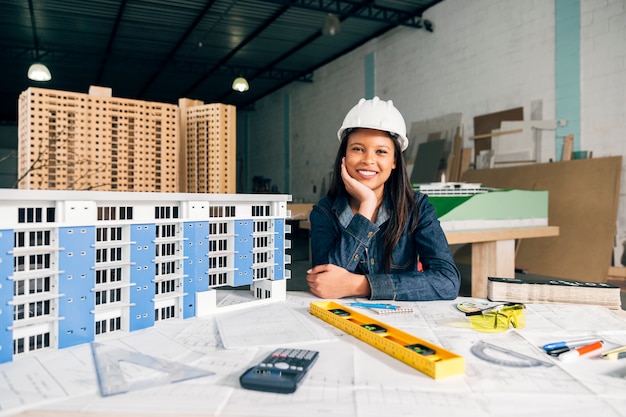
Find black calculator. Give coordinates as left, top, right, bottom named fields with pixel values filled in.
left=239, top=348, right=319, bottom=394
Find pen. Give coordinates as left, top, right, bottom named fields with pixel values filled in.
left=601, top=345, right=626, bottom=360
left=543, top=337, right=602, bottom=352
left=349, top=302, right=397, bottom=310
left=558, top=341, right=604, bottom=362
left=545, top=346, right=571, bottom=357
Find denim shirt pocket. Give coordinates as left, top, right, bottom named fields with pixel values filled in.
left=390, top=235, right=415, bottom=271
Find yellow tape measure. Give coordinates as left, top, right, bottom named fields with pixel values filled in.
left=310, top=301, right=464, bottom=379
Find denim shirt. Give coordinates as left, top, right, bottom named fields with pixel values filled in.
left=309, top=191, right=460, bottom=301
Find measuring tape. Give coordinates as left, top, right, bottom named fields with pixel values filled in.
left=310, top=301, right=464, bottom=379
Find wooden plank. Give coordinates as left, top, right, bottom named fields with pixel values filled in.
left=473, top=107, right=524, bottom=161
left=469, top=128, right=524, bottom=140
left=287, top=203, right=313, bottom=220
left=608, top=266, right=626, bottom=278
left=562, top=134, right=574, bottom=161
left=448, top=126, right=463, bottom=181
left=459, top=148, right=472, bottom=178
left=493, top=160, right=536, bottom=165
left=471, top=240, right=515, bottom=298
left=445, top=153, right=455, bottom=182
left=288, top=203, right=313, bottom=231
left=445, top=226, right=559, bottom=245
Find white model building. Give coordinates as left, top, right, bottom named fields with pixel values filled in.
left=0, top=189, right=292, bottom=364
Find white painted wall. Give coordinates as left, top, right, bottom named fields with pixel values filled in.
left=580, top=0, right=626, bottom=262
left=240, top=0, right=626, bottom=259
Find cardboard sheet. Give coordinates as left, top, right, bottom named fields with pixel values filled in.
left=461, top=156, right=622, bottom=282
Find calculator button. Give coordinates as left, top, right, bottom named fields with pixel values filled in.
left=240, top=348, right=319, bottom=394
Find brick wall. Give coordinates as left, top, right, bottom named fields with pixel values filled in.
left=243, top=0, right=626, bottom=258
left=580, top=0, right=626, bottom=261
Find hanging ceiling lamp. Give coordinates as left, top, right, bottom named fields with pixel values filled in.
left=232, top=76, right=249, bottom=92
left=28, top=62, right=52, bottom=81
left=322, top=13, right=341, bottom=36
left=27, top=0, right=51, bottom=82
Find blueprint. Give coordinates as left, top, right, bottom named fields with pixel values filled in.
left=2, top=293, right=626, bottom=417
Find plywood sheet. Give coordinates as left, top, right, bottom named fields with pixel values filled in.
left=411, top=139, right=446, bottom=184
left=473, top=107, right=523, bottom=160
left=446, top=127, right=464, bottom=181
left=406, top=113, right=462, bottom=179
left=461, top=157, right=622, bottom=282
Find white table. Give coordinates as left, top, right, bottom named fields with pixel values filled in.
left=5, top=290, right=626, bottom=417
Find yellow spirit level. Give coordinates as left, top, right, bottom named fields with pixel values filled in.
left=310, top=301, right=464, bottom=379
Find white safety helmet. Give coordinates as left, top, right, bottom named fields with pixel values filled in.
left=337, top=96, right=408, bottom=152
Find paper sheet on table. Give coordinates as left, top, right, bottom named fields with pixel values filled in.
left=216, top=301, right=334, bottom=348
left=4, top=294, right=626, bottom=417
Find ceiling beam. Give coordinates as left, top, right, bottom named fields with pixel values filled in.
left=181, top=4, right=291, bottom=98
left=258, top=0, right=434, bottom=30
left=137, top=0, right=218, bottom=98
left=95, top=0, right=128, bottom=85
left=177, top=61, right=313, bottom=82
left=217, top=0, right=432, bottom=104
left=5, top=46, right=310, bottom=83
left=27, top=0, right=41, bottom=60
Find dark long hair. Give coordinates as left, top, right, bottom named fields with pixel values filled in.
left=328, top=129, right=418, bottom=272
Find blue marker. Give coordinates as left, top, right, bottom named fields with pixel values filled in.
left=350, top=302, right=397, bottom=310
left=543, top=337, right=602, bottom=352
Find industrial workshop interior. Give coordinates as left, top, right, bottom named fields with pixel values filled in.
left=1, top=1, right=626, bottom=416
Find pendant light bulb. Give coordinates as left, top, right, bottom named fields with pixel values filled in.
left=232, top=76, right=249, bottom=92
left=28, top=62, right=52, bottom=82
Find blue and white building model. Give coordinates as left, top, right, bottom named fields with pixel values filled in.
left=0, top=190, right=292, bottom=364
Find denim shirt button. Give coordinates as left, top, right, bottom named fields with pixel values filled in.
left=367, top=231, right=373, bottom=238
left=353, top=254, right=359, bottom=261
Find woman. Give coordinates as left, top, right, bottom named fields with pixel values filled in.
left=306, top=97, right=460, bottom=301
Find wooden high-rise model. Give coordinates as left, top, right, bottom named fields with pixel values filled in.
left=17, top=86, right=236, bottom=193
left=179, top=98, right=236, bottom=194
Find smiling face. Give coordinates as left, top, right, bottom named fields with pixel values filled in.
left=344, top=128, right=397, bottom=198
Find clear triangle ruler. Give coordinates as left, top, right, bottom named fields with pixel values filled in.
left=91, top=342, right=214, bottom=396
